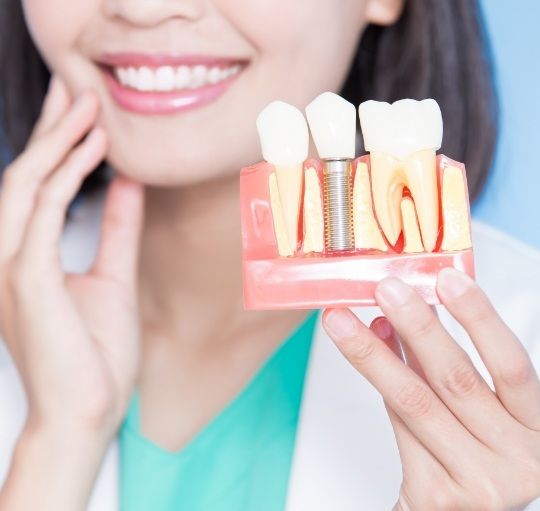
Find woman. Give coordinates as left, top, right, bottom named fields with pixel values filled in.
left=0, top=0, right=539, bottom=509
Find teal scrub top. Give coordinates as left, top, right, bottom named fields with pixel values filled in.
left=119, top=311, right=319, bottom=511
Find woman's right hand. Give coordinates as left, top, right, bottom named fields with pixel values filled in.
left=0, top=76, right=145, bottom=509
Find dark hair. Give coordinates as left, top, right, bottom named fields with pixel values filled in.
left=1, top=0, right=497, bottom=201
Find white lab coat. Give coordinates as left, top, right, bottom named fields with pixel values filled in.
left=1, top=189, right=539, bottom=510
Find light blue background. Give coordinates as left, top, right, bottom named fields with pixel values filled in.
left=473, top=0, right=540, bottom=249
left=1, top=3, right=538, bottom=249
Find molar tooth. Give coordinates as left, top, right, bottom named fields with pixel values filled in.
left=302, top=167, right=324, bottom=253
left=353, top=162, right=388, bottom=251
left=257, top=101, right=309, bottom=253
left=441, top=165, right=472, bottom=251
left=359, top=99, right=442, bottom=252
left=401, top=197, right=424, bottom=253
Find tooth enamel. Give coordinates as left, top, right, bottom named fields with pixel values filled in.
left=302, top=167, right=324, bottom=253
left=114, top=63, right=241, bottom=91
left=155, top=66, right=175, bottom=91
left=269, top=172, right=294, bottom=257
left=175, top=66, right=191, bottom=89
left=401, top=197, right=424, bottom=253
left=190, top=65, right=207, bottom=88
left=257, top=101, right=308, bottom=253
left=137, top=66, right=154, bottom=91
left=441, top=165, right=472, bottom=251
left=353, top=162, right=388, bottom=251
left=359, top=99, right=442, bottom=252
left=207, top=66, right=221, bottom=84
left=127, top=67, right=138, bottom=88
left=305, top=92, right=356, bottom=159
left=116, top=68, right=129, bottom=86
left=359, top=99, right=442, bottom=159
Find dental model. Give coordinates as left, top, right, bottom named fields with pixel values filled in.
left=240, top=94, right=474, bottom=309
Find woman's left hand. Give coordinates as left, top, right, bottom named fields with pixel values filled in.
left=322, top=268, right=540, bottom=511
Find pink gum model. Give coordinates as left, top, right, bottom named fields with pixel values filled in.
left=240, top=154, right=475, bottom=310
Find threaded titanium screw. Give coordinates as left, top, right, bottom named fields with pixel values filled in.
left=322, top=159, right=355, bottom=252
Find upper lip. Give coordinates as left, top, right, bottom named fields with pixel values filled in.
left=97, top=52, right=249, bottom=68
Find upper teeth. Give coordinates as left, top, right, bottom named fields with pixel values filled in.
left=358, top=98, right=442, bottom=159
left=114, top=64, right=242, bottom=92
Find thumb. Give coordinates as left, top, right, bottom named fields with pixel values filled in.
left=91, top=174, right=145, bottom=292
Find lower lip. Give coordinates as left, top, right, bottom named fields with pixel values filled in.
left=101, top=67, right=243, bottom=115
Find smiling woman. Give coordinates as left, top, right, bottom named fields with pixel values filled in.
left=0, top=1, right=539, bottom=511
left=1, top=1, right=496, bottom=194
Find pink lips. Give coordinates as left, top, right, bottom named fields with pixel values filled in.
left=98, top=53, right=247, bottom=115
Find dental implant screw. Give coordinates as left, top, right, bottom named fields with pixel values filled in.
left=323, top=159, right=355, bottom=252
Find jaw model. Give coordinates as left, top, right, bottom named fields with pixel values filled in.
left=241, top=94, right=474, bottom=310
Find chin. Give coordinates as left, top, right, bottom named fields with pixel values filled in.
left=104, top=144, right=235, bottom=188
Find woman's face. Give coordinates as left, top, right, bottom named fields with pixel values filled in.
left=22, top=0, right=401, bottom=187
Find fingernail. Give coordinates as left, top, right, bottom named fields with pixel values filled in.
left=437, top=268, right=473, bottom=298
left=371, top=317, right=393, bottom=340
left=375, top=278, right=413, bottom=308
left=323, top=309, right=357, bottom=338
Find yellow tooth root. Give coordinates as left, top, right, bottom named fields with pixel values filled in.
left=370, top=150, right=439, bottom=252
left=303, top=167, right=324, bottom=253
left=370, top=152, right=405, bottom=246
left=353, top=162, right=388, bottom=251
left=269, top=172, right=294, bottom=256
left=275, top=164, right=303, bottom=253
left=401, top=197, right=424, bottom=253
left=404, top=150, right=439, bottom=252
left=441, top=166, right=472, bottom=251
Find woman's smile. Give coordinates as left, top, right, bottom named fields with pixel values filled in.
left=97, top=52, right=249, bottom=115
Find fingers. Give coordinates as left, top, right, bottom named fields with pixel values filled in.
left=17, top=128, right=107, bottom=273
left=322, top=308, right=483, bottom=478
left=384, top=401, right=449, bottom=483
left=0, top=92, right=100, bottom=262
left=372, top=315, right=427, bottom=381
left=91, top=175, right=145, bottom=292
left=28, top=75, right=71, bottom=143
left=371, top=318, right=449, bottom=480
left=375, top=278, right=519, bottom=448
left=437, top=268, right=540, bottom=431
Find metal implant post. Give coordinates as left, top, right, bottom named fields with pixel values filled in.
left=323, top=159, right=355, bottom=251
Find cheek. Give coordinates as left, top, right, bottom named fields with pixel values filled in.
left=217, top=0, right=367, bottom=100
left=22, top=0, right=96, bottom=81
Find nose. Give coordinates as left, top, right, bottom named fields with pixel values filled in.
left=104, top=0, right=204, bottom=27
